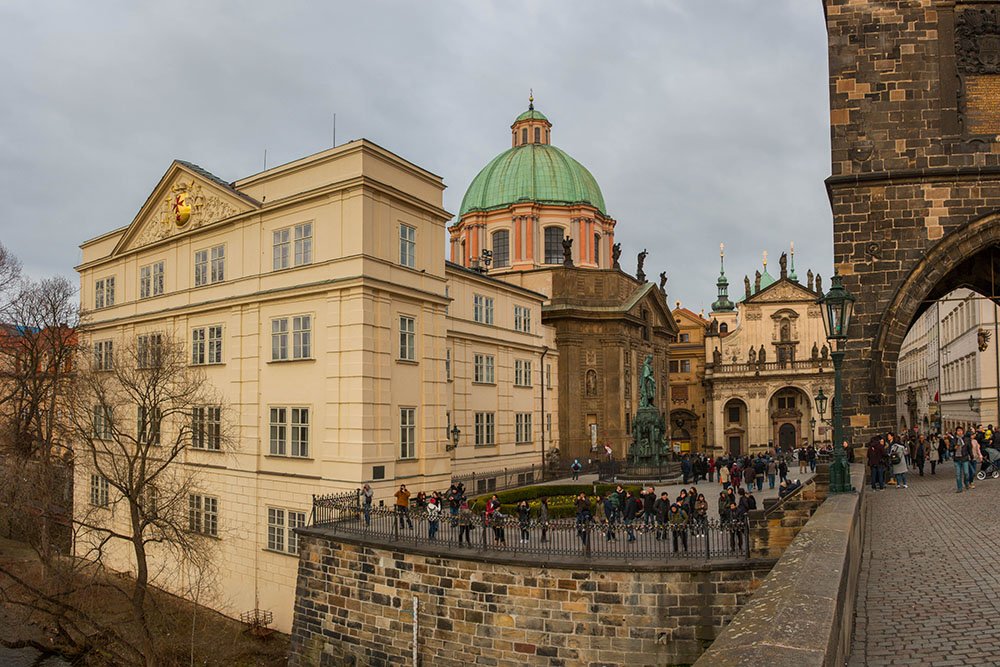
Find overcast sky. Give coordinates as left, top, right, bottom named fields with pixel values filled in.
left=0, top=1, right=831, bottom=312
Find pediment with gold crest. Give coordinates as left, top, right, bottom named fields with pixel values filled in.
left=746, top=278, right=818, bottom=304
left=114, top=161, right=259, bottom=255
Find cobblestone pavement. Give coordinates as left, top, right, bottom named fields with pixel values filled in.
left=848, top=465, right=1000, bottom=666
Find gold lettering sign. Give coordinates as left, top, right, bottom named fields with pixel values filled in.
left=965, top=75, right=1000, bottom=134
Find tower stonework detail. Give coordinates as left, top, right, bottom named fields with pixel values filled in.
left=826, top=1, right=1000, bottom=441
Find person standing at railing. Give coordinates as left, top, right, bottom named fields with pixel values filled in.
left=693, top=493, right=708, bottom=538
left=668, top=502, right=689, bottom=552
left=394, top=484, right=413, bottom=530
left=539, top=497, right=550, bottom=543
left=427, top=496, right=441, bottom=539
left=362, top=484, right=373, bottom=526
left=458, top=501, right=473, bottom=545
left=575, top=493, right=592, bottom=547
left=622, top=490, right=639, bottom=543
left=517, top=500, right=531, bottom=543
left=724, top=500, right=746, bottom=552
left=642, top=487, right=655, bottom=527
left=654, top=491, right=670, bottom=540
left=602, top=492, right=617, bottom=541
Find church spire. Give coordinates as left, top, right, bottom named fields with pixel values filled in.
left=712, top=243, right=735, bottom=312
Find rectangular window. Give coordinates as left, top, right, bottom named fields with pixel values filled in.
left=208, top=325, right=223, bottom=364
left=94, top=278, right=106, bottom=309
left=515, top=412, right=532, bottom=443
left=291, top=407, right=309, bottom=458
left=93, top=340, right=113, bottom=371
left=194, top=249, right=208, bottom=286
left=515, top=359, right=532, bottom=387
left=473, top=295, right=494, bottom=325
left=137, top=405, right=161, bottom=445
left=473, top=295, right=483, bottom=323
left=271, top=318, right=289, bottom=361
left=514, top=306, right=531, bottom=333
left=474, top=412, right=495, bottom=446
left=473, top=354, right=495, bottom=384
left=140, top=265, right=151, bottom=299
left=728, top=406, right=740, bottom=423
left=137, top=333, right=163, bottom=368
left=188, top=493, right=218, bottom=537
left=267, top=507, right=285, bottom=552
left=210, top=245, right=225, bottom=283
left=294, top=223, right=313, bottom=267
left=269, top=407, right=287, bottom=456
left=669, top=360, right=679, bottom=372
left=546, top=363, right=552, bottom=389
left=191, top=406, right=222, bottom=451
left=445, top=348, right=451, bottom=381
left=292, top=315, right=311, bottom=359
left=546, top=413, right=552, bottom=439
left=679, top=360, right=691, bottom=373
left=492, top=230, right=509, bottom=268
left=399, top=224, right=416, bottom=268
left=90, top=474, right=109, bottom=507
left=153, top=262, right=164, bottom=296
left=400, top=407, right=416, bottom=459
left=445, top=285, right=450, bottom=316
left=93, top=404, right=112, bottom=440
left=273, top=228, right=290, bottom=270
left=680, top=333, right=690, bottom=342
left=288, top=510, right=305, bottom=554
left=399, top=316, right=415, bottom=361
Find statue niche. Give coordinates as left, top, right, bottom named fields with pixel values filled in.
left=627, top=354, right=669, bottom=466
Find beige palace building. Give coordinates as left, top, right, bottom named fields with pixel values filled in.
left=75, top=140, right=557, bottom=631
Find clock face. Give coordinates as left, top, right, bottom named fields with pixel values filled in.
left=172, top=192, right=191, bottom=226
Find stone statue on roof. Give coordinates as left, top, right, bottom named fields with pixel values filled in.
left=754, top=271, right=761, bottom=293
left=659, top=271, right=668, bottom=296
left=636, top=249, right=648, bottom=283
left=807, top=270, right=814, bottom=291
left=562, top=236, right=574, bottom=266
left=744, top=275, right=751, bottom=300
left=816, top=274, right=823, bottom=294
left=779, top=252, right=788, bottom=279
left=612, top=242, right=622, bottom=269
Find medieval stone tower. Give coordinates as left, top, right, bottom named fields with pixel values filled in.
left=826, top=1, right=1000, bottom=440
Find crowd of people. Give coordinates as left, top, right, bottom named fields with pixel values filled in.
left=866, top=424, right=1000, bottom=493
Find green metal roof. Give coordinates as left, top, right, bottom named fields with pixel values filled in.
left=459, top=143, right=606, bottom=217
left=514, top=109, right=548, bottom=122
left=759, top=270, right=776, bottom=291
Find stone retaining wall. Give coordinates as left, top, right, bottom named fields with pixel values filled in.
left=288, top=533, right=774, bottom=666
left=694, top=465, right=866, bottom=666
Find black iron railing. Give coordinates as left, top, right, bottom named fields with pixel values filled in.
left=310, top=491, right=749, bottom=560
left=451, top=460, right=596, bottom=495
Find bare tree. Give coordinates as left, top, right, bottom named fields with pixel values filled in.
left=0, top=276, right=77, bottom=564
left=64, top=332, right=231, bottom=666
left=0, top=240, right=21, bottom=318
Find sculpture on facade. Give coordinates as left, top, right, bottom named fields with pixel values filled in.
left=636, top=249, right=648, bottom=283
left=779, top=252, right=788, bottom=279
left=659, top=271, right=668, bottom=296
left=612, top=242, right=622, bottom=269
left=811, top=342, right=819, bottom=360
left=744, top=275, right=752, bottom=300
left=562, top=236, right=574, bottom=266
left=639, top=354, right=656, bottom=408
left=821, top=344, right=829, bottom=360
left=713, top=347, right=722, bottom=364
left=754, top=271, right=761, bottom=293
left=815, top=273, right=823, bottom=294
left=807, top=270, right=814, bottom=291
left=758, top=345, right=767, bottom=363
left=748, top=346, right=756, bottom=363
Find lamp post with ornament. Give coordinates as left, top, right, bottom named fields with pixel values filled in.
left=817, top=271, right=856, bottom=493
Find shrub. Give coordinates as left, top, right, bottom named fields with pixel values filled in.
left=469, top=483, right=642, bottom=517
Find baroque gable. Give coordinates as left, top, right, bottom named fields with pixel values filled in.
left=746, top=278, right=818, bottom=304
left=115, top=162, right=258, bottom=254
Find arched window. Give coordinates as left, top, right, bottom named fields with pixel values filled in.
left=720, top=322, right=729, bottom=334
left=521, top=128, right=528, bottom=144
left=534, top=127, right=540, bottom=143
left=544, top=227, right=563, bottom=264
left=492, top=230, right=510, bottom=268
left=593, top=233, right=600, bottom=266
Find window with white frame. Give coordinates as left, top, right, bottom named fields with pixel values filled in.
left=191, top=326, right=223, bottom=364
left=137, top=405, right=161, bottom=445
left=474, top=412, right=495, bottom=446
left=269, top=407, right=310, bottom=457
left=399, top=224, right=416, bottom=268
left=271, top=318, right=288, bottom=360
left=400, top=407, right=416, bottom=459
left=446, top=348, right=451, bottom=381
left=514, top=306, right=531, bottom=333
left=137, top=333, right=163, bottom=368
left=267, top=507, right=306, bottom=554
left=140, top=262, right=164, bottom=299
left=195, top=245, right=226, bottom=286
left=191, top=406, right=222, bottom=451
left=273, top=223, right=313, bottom=271
left=473, top=354, right=495, bottom=384
left=473, top=295, right=494, bottom=324
left=188, top=493, right=218, bottom=536
left=515, top=413, right=532, bottom=443
left=93, top=404, right=112, bottom=439
left=444, top=285, right=450, bottom=315
left=90, top=474, right=109, bottom=507
left=514, top=359, right=532, bottom=387
left=293, top=316, right=311, bottom=359
left=93, top=340, right=113, bottom=371
left=399, top=316, right=415, bottom=361
left=94, top=277, right=115, bottom=309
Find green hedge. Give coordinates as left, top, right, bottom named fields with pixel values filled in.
left=469, top=483, right=641, bottom=518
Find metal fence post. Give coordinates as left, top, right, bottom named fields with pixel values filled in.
left=705, top=524, right=711, bottom=560
left=394, top=506, right=399, bottom=541
left=482, top=512, right=488, bottom=549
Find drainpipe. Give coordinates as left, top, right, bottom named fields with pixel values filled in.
left=541, top=345, right=549, bottom=475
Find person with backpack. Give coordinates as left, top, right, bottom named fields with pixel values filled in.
left=571, top=459, right=582, bottom=481
left=889, top=438, right=908, bottom=488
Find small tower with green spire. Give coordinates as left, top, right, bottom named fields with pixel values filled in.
left=711, top=243, right=735, bottom=312
left=789, top=241, right=798, bottom=283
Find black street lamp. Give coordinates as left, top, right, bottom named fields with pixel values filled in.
left=446, top=424, right=460, bottom=452
left=969, top=395, right=980, bottom=413
left=817, top=271, right=856, bottom=493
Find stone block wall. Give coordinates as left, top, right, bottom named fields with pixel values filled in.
left=288, top=532, right=773, bottom=667
left=825, top=0, right=1000, bottom=442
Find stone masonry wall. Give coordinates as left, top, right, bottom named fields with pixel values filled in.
left=826, top=0, right=1000, bottom=442
left=288, top=531, right=773, bottom=667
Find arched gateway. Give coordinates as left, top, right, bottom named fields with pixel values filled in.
left=826, top=1, right=1000, bottom=442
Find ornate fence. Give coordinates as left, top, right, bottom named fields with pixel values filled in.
left=451, top=460, right=596, bottom=495
left=310, top=491, right=750, bottom=561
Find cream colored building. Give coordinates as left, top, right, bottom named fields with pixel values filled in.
left=75, top=141, right=557, bottom=632
left=703, top=250, right=834, bottom=456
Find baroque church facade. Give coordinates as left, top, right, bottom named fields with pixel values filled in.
left=703, top=247, right=834, bottom=456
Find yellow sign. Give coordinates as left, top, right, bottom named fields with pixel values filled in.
left=172, top=192, right=191, bottom=226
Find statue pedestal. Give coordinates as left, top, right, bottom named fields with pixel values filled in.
left=627, top=406, right=668, bottom=466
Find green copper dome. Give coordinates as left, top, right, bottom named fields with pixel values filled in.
left=514, top=108, right=549, bottom=122
left=459, top=143, right=607, bottom=217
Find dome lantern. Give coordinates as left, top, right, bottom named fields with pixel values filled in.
left=511, top=94, right=552, bottom=147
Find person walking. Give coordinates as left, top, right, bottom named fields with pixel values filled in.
left=743, top=464, right=755, bottom=491
left=889, top=439, right=908, bottom=488
left=539, top=497, right=550, bottom=543
left=971, top=430, right=984, bottom=487
left=952, top=427, right=973, bottom=493
left=361, top=484, right=373, bottom=526
left=571, top=459, right=582, bottom=481
left=914, top=436, right=927, bottom=476
left=807, top=445, right=817, bottom=473
left=766, top=458, right=777, bottom=490
left=778, top=456, right=789, bottom=484
left=681, top=456, right=692, bottom=484
left=928, top=434, right=939, bottom=474
left=867, top=438, right=887, bottom=491
left=719, top=464, right=730, bottom=490
left=798, top=447, right=807, bottom=474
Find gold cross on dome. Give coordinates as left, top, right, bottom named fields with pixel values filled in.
left=763, top=250, right=767, bottom=268
left=720, top=242, right=724, bottom=257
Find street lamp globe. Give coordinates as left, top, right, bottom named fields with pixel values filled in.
left=818, top=272, right=856, bottom=341
left=815, top=387, right=828, bottom=419
left=810, top=417, right=817, bottom=430
left=969, top=395, right=976, bottom=411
